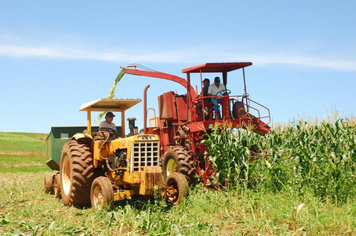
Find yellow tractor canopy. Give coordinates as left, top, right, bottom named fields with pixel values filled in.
left=79, top=98, right=141, bottom=137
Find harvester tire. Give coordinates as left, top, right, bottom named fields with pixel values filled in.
left=163, top=146, right=195, bottom=183
left=90, top=176, right=114, bottom=211
left=60, top=140, right=95, bottom=206
left=165, top=172, right=189, bottom=205
left=44, top=174, right=54, bottom=194
left=54, top=173, right=61, bottom=199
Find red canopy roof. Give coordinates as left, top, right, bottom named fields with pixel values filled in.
left=182, top=62, right=252, bottom=73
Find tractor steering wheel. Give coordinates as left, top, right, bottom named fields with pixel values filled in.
left=100, top=127, right=117, bottom=137
left=215, top=89, right=231, bottom=96
left=100, top=127, right=115, bottom=132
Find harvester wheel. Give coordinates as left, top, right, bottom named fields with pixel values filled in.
left=54, top=173, right=61, bottom=199
left=163, top=146, right=195, bottom=183
left=90, top=177, right=114, bottom=211
left=165, top=172, right=189, bottom=205
left=60, top=140, right=95, bottom=206
left=44, top=174, right=54, bottom=194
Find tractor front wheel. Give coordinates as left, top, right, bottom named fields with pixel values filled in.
left=90, top=177, right=114, bottom=211
left=60, top=140, right=95, bottom=206
left=165, top=172, right=189, bottom=205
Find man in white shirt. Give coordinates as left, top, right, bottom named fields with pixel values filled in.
left=208, top=76, right=226, bottom=120
left=99, top=111, right=118, bottom=139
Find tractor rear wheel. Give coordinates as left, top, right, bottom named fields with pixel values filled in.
left=44, top=174, right=54, bottom=194
left=60, top=140, right=95, bottom=206
left=165, top=172, right=189, bottom=205
left=90, top=177, right=114, bottom=211
left=54, top=173, right=61, bottom=199
left=163, top=146, right=195, bottom=183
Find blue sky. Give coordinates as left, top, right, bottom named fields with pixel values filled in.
left=0, top=1, right=355, bottom=133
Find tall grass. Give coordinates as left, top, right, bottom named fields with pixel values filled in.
left=204, top=114, right=356, bottom=204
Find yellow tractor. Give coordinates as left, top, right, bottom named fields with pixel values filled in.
left=45, top=98, right=189, bottom=209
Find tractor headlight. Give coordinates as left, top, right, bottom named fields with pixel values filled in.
left=208, top=124, right=214, bottom=129
left=83, top=130, right=89, bottom=136
left=137, top=135, right=155, bottom=140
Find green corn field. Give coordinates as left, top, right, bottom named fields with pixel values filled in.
left=204, top=113, right=356, bottom=204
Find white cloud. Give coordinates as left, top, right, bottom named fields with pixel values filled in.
left=248, top=54, right=356, bottom=71
left=0, top=44, right=355, bottom=72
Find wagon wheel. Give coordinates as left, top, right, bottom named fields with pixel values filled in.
left=53, top=173, right=61, bottom=199
left=44, top=174, right=54, bottom=194
left=162, top=146, right=195, bottom=183
left=60, top=140, right=95, bottom=206
left=90, top=177, right=114, bottom=211
left=165, top=172, right=189, bottom=205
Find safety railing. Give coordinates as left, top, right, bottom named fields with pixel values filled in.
left=193, top=94, right=271, bottom=125
left=238, top=95, right=271, bottom=125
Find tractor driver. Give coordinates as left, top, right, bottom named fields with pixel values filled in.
left=208, top=76, right=226, bottom=120
left=99, top=111, right=118, bottom=140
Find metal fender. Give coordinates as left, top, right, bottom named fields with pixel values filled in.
left=72, top=133, right=94, bottom=142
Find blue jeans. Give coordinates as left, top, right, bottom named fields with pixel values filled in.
left=211, top=98, right=222, bottom=113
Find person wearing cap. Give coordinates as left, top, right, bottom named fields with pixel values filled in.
left=208, top=76, right=226, bottom=120
left=99, top=111, right=118, bottom=139
left=197, top=78, right=210, bottom=120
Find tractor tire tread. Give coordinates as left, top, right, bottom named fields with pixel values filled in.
left=60, top=140, right=94, bottom=206
left=163, top=146, right=195, bottom=183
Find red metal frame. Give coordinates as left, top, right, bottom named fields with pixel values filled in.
left=121, top=66, right=197, bottom=98
left=119, top=62, right=271, bottom=188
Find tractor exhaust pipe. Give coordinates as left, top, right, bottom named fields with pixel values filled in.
left=144, top=84, right=150, bottom=134
left=127, top=117, right=136, bottom=136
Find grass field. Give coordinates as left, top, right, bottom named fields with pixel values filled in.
left=0, top=122, right=355, bottom=235
left=0, top=132, right=46, bottom=153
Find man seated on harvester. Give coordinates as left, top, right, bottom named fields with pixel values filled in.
left=208, top=76, right=226, bottom=120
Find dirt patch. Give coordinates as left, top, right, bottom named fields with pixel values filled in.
left=0, top=151, right=45, bottom=157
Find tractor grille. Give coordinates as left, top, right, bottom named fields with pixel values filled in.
left=130, top=141, right=160, bottom=172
